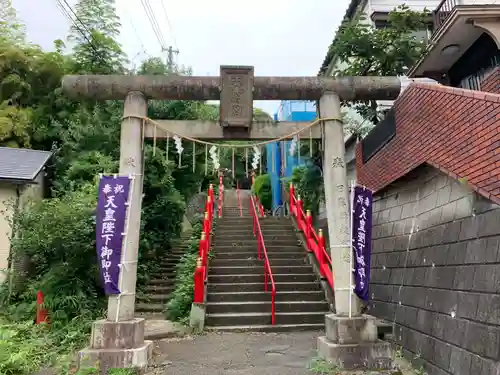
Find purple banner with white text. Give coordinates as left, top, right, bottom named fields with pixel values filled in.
left=352, top=185, right=373, bottom=302
left=96, top=176, right=131, bottom=295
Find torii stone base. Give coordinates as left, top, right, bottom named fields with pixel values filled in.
left=78, top=318, right=153, bottom=371
left=317, top=314, right=394, bottom=371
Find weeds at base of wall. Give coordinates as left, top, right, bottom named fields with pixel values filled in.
left=307, top=354, right=428, bottom=375
left=75, top=367, right=139, bottom=375
left=0, top=313, right=95, bottom=375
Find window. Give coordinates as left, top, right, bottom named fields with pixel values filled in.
left=459, top=74, right=482, bottom=91
left=449, top=33, right=500, bottom=89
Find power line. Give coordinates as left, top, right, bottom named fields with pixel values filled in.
left=160, top=0, right=178, bottom=50
left=56, top=0, right=111, bottom=68
left=123, top=4, right=149, bottom=56
left=141, top=0, right=166, bottom=50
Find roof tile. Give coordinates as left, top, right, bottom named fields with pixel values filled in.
left=0, top=147, right=52, bottom=182
left=357, top=83, right=500, bottom=202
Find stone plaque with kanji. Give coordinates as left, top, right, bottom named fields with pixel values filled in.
left=220, top=66, right=254, bottom=128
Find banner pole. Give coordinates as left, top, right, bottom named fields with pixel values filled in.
left=349, top=180, right=355, bottom=319
left=115, top=174, right=135, bottom=322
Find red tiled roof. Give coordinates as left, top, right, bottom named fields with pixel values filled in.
left=481, top=67, right=500, bottom=94
left=356, top=83, right=500, bottom=204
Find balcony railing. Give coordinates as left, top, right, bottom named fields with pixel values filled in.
left=434, top=0, right=460, bottom=30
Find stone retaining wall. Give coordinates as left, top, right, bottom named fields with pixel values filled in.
left=369, top=164, right=500, bottom=375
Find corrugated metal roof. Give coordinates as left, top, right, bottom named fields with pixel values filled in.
left=0, top=147, right=52, bottom=182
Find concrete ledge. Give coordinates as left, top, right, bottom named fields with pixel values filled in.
left=78, top=340, right=153, bottom=370
left=90, top=318, right=145, bottom=349
left=325, top=313, right=378, bottom=344
left=317, top=336, right=393, bottom=370
left=189, top=302, right=206, bottom=333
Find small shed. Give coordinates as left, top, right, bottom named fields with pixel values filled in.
left=0, top=147, right=52, bottom=283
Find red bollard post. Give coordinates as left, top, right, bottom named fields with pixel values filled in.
left=318, top=229, right=326, bottom=278
left=199, top=231, right=206, bottom=258
left=206, top=195, right=212, bottom=218
left=36, top=290, right=49, bottom=324
left=305, top=210, right=312, bottom=251
left=193, top=258, right=204, bottom=303
left=203, top=212, right=209, bottom=237
left=297, top=195, right=304, bottom=229
left=289, top=183, right=295, bottom=216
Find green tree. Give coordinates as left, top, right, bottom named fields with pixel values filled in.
left=329, top=4, right=429, bottom=123
left=68, top=0, right=127, bottom=73
left=0, top=0, right=25, bottom=44
left=138, top=57, right=169, bottom=75
left=342, top=110, right=372, bottom=138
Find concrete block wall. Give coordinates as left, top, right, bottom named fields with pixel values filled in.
left=369, top=164, right=500, bottom=375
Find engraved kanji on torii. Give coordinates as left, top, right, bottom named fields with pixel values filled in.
left=62, top=65, right=401, bottom=140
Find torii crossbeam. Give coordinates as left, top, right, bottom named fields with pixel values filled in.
left=64, top=66, right=401, bottom=371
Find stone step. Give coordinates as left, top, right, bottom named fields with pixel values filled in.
left=210, top=257, right=307, bottom=267
left=206, top=300, right=327, bottom=314
left=213, top=251, right=305, bottom=259
left=157, top=266, right=177, bottom=272
left=214, top=229, right=292, bottom=236
left=214, top=239, right=301, bottom=247
left=207, top=290, right=325, bottom=303
left=208, top=273, right=317, bottom=284
left=136, top=303, right=164, bottom=312
left=149, top=273, right=176, bottom=279
left=206, top=323, right=324, bottom=332
left=206, top=311, right=325, bottom=326
left=163, top=256, right=183, bottom=261
left=137, top=294, right=172, bottom=302
left=135, top=312, right=165, bottom=320
left=216, top=223, right=254, bottom=228
left=144, top=285, right=175, bottom=293
left=159, top=260, right=181, bottom=266
left=208, top=281, right=321, bottom=293
left=149, top=279, right=176, bottom=286
left=209, top=265, right=313, bottom=275
left=214, top=244, right=303, bottom=252
left=213, top=233, right=255, bottom=240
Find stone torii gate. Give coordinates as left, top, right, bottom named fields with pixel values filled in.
left=62, top=66, right=400, bottom=370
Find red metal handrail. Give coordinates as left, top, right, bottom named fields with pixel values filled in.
left=250, top=194, right=276, bottom=325
left=254, top=195, right=265, bottom=217
left=218, top=175, right=223, bottom=218
left=193, top=184, right=215, bottom=304
left=289, top=183, right=334, bottom=290
left=236, top=181, right=243, bottom=217
left=250, top=174, right=265, bottom=217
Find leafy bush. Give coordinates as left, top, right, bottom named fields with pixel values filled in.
left=165, top=219, right=208, bottom=323
left=252, top=173, right=272, bottom=210
left=285, top=165, right=323, bottom=214
left=0, top=312, right=92, bottom=375
left=6, top=182, right=103, bottom=321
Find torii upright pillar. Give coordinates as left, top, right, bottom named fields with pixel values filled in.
left=62, top=67, right=400, bottom=371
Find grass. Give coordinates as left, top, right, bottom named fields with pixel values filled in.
left=0, top=314, right=93, bottom=375
left=307, top=351, right=429, bottom=375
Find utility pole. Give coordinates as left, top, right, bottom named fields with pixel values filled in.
left=163, top=45, right=179, bottom=72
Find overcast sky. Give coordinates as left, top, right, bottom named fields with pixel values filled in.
left=12, top=0, right=349, bottom=115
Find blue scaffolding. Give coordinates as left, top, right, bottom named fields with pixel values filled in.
left=266, top=101, right=317, bottom=210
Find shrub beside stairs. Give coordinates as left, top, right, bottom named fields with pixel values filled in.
left=136, top=230, right=193, bottom=317
left=205, top=189, right=329, bottom=331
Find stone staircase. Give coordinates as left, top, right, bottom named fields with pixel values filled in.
left=136, top=230, right=193, bottom=317
left=205, top=189, right=329, bottom=331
